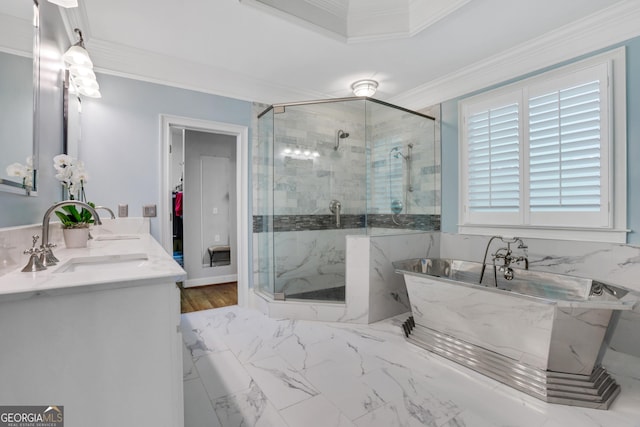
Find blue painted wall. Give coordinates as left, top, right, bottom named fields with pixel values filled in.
left=79, top=73, right=252, bottom=240
left=441, top=36, right=640, bottom=244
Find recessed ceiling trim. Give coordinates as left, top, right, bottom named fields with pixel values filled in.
left=240, top=0, right=347, bottom=40
left=240, top=0, right=471, bottom=43
left=390, top=0, right=640, bottom=110
left=408, top=0, right=472, bottom=37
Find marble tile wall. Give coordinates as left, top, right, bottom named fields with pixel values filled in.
left=367, top=232, right=440, bottom=322
left=341, top=231, right=440, bottom=324
left=439, top=232, right=640, bottom=358
left=260, top=101, right=368, bottom=216
left=368, top=105, right=439, bottom=216
left=272, top=228, right=364, bottom=296
left=251, top=101, right=441, bottom=221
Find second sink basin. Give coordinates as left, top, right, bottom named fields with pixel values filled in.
left=94, top=235, right=142, bottom=241
left=55, top=253, right=149, bottom=273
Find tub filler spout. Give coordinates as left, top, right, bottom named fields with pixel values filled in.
left=481, top=236, right=529, bottom=284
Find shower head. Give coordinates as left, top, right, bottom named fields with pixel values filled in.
left=390, top=146, right=408, bottom=160
left=334, top=129, right=349, bottom=150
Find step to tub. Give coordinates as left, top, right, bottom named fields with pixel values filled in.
left=402, top=317, right=620, bottom=410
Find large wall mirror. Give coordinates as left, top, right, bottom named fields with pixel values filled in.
left=0, top=0, right=40, bottom=195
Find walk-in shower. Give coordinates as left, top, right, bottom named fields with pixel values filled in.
left=255, top=97, right=438, bottom=303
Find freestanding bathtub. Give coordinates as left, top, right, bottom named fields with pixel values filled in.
left=393, top=258, right=636, bottom=409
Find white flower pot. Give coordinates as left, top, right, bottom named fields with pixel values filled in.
left=62, top=227, right=90, bottom=248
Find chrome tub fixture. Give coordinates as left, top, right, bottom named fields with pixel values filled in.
left=394, top=257, right=636, bottom=409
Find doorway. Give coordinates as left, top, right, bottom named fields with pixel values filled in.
left=160, top=115, right=249, bottom=307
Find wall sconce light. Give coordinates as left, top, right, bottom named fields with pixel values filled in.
left=351, top=79, right=378, bottom=97
left=63, top=28, right=101, bottom=98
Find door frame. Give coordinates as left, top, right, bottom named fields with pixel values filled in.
left=160, top=114, right=249, bottom=307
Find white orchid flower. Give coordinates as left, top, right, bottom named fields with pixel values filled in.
left=6, top=163, right=27, bottom=177
left=53, top=154, right=73, bottom=171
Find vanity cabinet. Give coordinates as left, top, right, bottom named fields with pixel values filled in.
left=0, top=274, right=184, bottom=426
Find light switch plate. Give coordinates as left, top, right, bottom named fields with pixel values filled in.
left=118, top=204, right=128, bottom=217
left=143, top=204, right=157, bottom=217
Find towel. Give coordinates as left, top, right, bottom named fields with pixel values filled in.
left=175, top=192, right=183, bottom=217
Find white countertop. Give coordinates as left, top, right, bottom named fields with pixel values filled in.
left=0, top=232, right=186, bottom=302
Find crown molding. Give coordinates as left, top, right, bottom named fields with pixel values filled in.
left=58, top=2, right=326, bottom=103
left=0, top=14, right=33, bottom=56
left=390, top=0, right=640, bottom=110
left=86, top=38, right=327, bottom=104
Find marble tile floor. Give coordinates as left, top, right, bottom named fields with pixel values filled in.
left=181, top=305, right=640, bottom=427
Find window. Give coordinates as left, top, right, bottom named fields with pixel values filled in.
left=459, top=48, right=626, bottom=242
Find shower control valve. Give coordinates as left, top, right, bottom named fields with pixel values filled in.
left=329, top=200, right=342, bottom=228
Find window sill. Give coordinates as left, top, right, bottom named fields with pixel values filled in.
left=458, top=224, right=628, bottom=244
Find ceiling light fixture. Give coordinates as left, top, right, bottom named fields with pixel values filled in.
left=351, top=79, right=378, bottom=97
left=63, top=29, right=101, bottom=98
left=47, top=0, right=79, bottom=8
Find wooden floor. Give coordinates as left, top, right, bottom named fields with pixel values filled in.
left=179, top=282, right=238, bottom=314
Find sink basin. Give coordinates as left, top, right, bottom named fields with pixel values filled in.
left=94, top=235, right=142, bottom=241
left=55, top=253, right=149, bottom=273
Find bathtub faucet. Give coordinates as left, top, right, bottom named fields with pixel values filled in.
left=479, top=236, right=528, bottom=285
left=492, top=238, right=529, bottom=282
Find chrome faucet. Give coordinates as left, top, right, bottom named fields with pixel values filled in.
left=91, top=207, right=115, bottom=240
left=40, top=200, right=102, bottom=267
left=94, top=206, right=116, bottom=219
left=329, top=200, right=341, bottom=228
left=480, top=236, right=528, bottom=285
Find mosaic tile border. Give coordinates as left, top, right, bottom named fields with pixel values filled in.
left=253, top=214, right=440, bottom=233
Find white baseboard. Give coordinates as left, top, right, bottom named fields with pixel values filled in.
left=183, top=274, right=238, bottom=288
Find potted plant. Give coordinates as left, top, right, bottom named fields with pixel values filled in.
left=53, top=154, right=93, bottom=248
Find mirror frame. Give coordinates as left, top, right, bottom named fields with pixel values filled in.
left=0, top=0, right=40, bottom=196
left=63, top=69, right=81, bottom=158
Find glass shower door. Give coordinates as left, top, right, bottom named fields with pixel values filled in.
left=271, top=100, right=367, bottom=301
left=256, top=109, right=275, bottom=297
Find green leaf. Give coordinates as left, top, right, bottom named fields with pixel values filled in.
left=54, top=210, right=74, bottom=226
left=55, top=204, right=94, bottom=226
left=62, top=205, right=83, bottom=222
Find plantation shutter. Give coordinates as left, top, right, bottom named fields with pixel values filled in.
left=528, top=81, right=602, bottom=212
left=526, top=63, right=609, bottom=227
left=460, top=50, right=622, bottom=239
left=467, top=103, right=520, bottom=214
